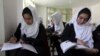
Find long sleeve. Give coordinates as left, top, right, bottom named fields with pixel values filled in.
left=14, top=23, right=21, bottom=42
left=33, top=23, right=48, bottom=46
left=61, top=24, right=77, bottom=42
left=93, top=25, right=100, bottom=41
left=31, top=23, right=50, bottom=56
left=93, top=25, right=100, bottom=49
left=39, top=23, right=50, bottom=56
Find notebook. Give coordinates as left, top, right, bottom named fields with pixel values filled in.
left=60, top=41, right=76, bottom=53
left=60, top=41, right=89, bottom=53
left=1, top=43, right=38, bottom=54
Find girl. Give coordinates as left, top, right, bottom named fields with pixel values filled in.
left=61, top=8, right=99, bottom=56
left=9, top=6, right=50, bottom=56
left=47, top=12, right=64, bottom=56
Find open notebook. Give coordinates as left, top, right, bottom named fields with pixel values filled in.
left=60, top=41, right=88, bottom=53
left=1, top=43, right=38, bottom=54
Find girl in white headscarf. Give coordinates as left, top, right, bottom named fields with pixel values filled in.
left=47, top=11, right=64, bottom=56
left=9, top=6, right=50, bottom=56
left=69, top=8, right=94, bottom=48
left=51, top=11, right=64, bottom=35
left=61, top=8, right=99, bottom=56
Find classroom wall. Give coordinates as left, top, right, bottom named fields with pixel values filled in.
left=36, top=5, right=48, bottom=28
left=3, top=0, right=23, bottom=41
left=1, top=0, right=23, bottom=42
left=0, top=0, right=5, bottom=56
left=17, top=0, right=23, bottom=24
left=3, top=0, right=17, bottom=41
left=0, top=0, right=5, bottom=44
left=0, top=0, right=23, bottom=56
left=90, top=3, right=100, bottom=25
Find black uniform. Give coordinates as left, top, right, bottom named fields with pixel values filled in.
left=12, top=23, right=50, bottom=56
left=61, top=24, right=96, bottom=56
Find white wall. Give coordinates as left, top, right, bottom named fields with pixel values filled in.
left=0, top=0, right=5, bottom=44
left=17, top=0, right=23, bottom=24
left=36, top=5, right=48, bottom=28
left=0, top=0, right=23, bottom=55
left=0, top=0, right=5, bottom=56
left=90, top=3, right=100, bottom=25
left=3, top=0, right=23, bottom=41
left=0, top=0, right=20, bottom=55
left=3, top=0, right=17, bottom=41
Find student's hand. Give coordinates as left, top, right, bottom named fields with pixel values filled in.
left=52, top=32, right=59, bottom=36
left=90, top=49, right=99, bottom=54
left=19, top=39, right=25, bottom=44
left=85, top=48, right=99, bottom=54
left=77, top=39, right=87, bottom=46
left=8, top=37, right=17, bottom=43
left=52, top=32, right=57, bottom=35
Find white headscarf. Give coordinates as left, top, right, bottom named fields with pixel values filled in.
left=69, top=8, right=94, bottom=48
left=21, top=6, right=40, bottom=39
left=51, top=11, right=64, bottom=35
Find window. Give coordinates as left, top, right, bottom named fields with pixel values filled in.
left=23, top=0, right=35, bottom=8
left=47, top=7, right=72, bottom=22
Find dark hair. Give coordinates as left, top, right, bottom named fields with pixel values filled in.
left=78, top=8, right=91, bottom=20
left=22, top=7, right=33, bottom=18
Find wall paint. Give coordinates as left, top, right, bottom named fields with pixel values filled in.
left=3, top=0, right=23, bottom=41
left=36, top=5, right=48, bottom=28
left=90, top=3, right=100, bottom=25
left=0, top=0, right=5, bottom=56
left=3, top=0, right=17, bottom=41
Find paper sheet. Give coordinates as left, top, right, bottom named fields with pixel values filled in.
left=22, top=44, right=38, bottom=54
left=1, top=43, right=22, bottom=51
left=1, top=43, right=38, bottom=54
left=60, top=41, right=76, bottom=53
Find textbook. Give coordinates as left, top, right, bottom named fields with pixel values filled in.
left=60, top=41, right=76, bottom=53
left=1, top=43, right=38, bottom=54
left=60, top=41, right=88, bottom=53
